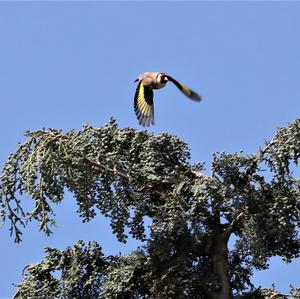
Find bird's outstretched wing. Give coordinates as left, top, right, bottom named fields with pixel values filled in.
left=134, top=81, right=154, bottom=127
left=166, top=75, right=202, bottom=101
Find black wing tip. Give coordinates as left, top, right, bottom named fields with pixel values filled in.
left=138, top=118, right=152, bottom=127
left=139, top=114, right=154, bottom=127
left=190, top=92, right=202, bottom=102
left=134, top=105, right=154, bottom=127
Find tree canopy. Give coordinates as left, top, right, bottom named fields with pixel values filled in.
left=1, top=118, right=300, bottom=298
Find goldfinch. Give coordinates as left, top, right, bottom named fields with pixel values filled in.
left=134, top=72, right=201, bottom=126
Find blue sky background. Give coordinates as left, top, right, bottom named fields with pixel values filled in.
left=0, top=2, right=299, bottom=297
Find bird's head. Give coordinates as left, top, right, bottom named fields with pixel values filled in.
left=157, top=73, right=168, bottom=84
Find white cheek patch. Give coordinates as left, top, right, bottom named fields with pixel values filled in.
left=158, top=74, right=168, bottom=83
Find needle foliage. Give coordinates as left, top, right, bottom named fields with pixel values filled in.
left=1, top=118, right=300, bottom=298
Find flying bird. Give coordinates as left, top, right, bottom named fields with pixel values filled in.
left=134, top=72, right=202, bottom=127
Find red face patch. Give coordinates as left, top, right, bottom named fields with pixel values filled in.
left=160, top=73, right=167, bottom=82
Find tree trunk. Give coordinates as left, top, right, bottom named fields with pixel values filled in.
left=209, top=230, right=231, bottom=299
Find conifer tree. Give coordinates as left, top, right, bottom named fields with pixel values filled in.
left=1, top=118, right=299, bottom=298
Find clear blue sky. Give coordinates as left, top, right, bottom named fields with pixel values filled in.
left=0, top=2, right=299, bottom=297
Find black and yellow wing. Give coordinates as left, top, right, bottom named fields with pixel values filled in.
left=166, top=75, right=202, bottom=102
left=134, top=81, right=154, bottom=127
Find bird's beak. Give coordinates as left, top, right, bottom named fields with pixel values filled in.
left=134, top=78, right=139, bottom=83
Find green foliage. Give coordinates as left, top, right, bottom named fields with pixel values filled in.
left=13, top=241, right=110, bottom=299
left=12, top=241, right=300, bottom=299
left=0, top=119, right=194, bottom=243
left=1, top=118, right=300, bottom=298
left=102, top=251, right=150, bottom=298
left=234, top=285, right=300, bottom=299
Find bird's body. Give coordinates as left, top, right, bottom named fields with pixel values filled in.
left=134, top=72, right=201, bottom=127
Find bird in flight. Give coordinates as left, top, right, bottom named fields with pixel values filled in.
left=134, top=72, right=201, bottom=127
